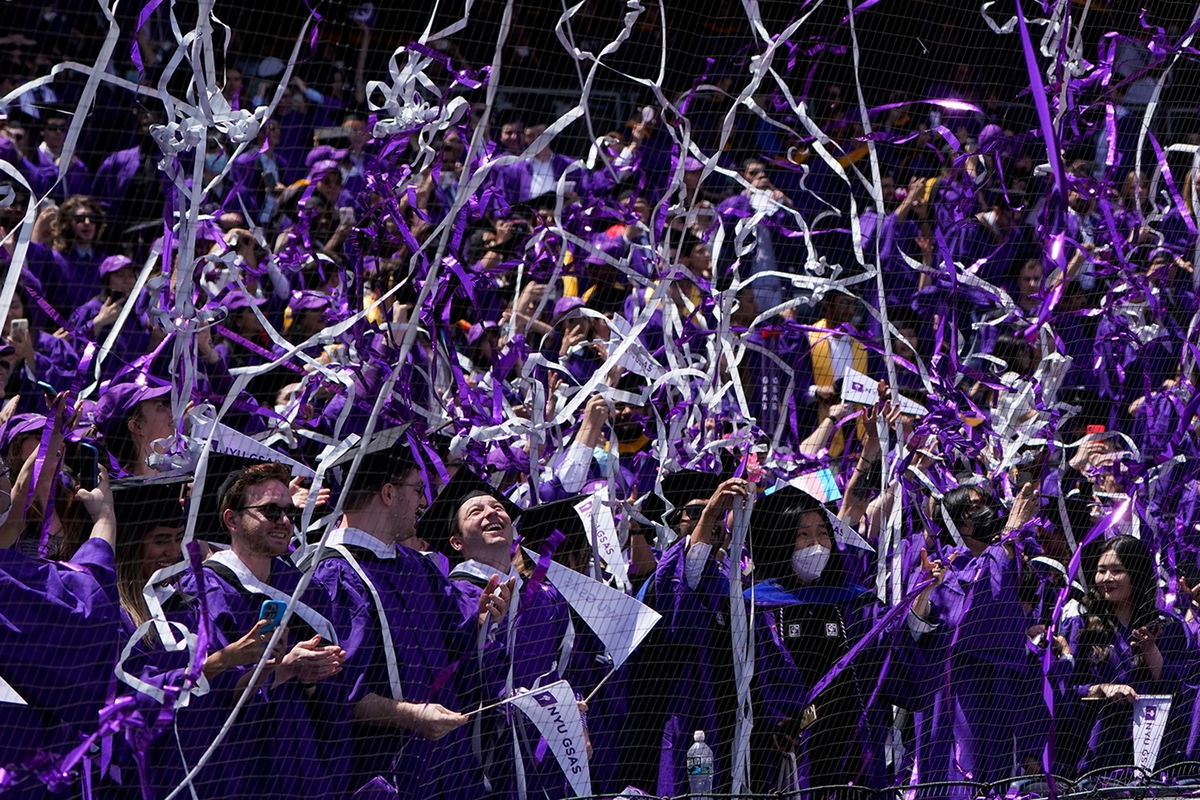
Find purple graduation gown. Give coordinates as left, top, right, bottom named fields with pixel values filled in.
left=450, top=564, right=573, bottom=800
left=1063, top=613, right=1191, bottom=775
left=310, top=537, right=483, bottom=798
left=749, top=577, right=917, bottom=794
left=908, top=539, right=1034, bottom=798
left=0, top=539, right=122, bottom=799
left=157, top=555, right=350, bottom=799
left=621, top=538, right=737, bottom=796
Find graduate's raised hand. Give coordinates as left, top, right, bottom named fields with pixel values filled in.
left=693, top=477, right=751, bottom=547
left=574, top=394, right=610, bottom=449
left=1004, top=482, right=1039, bottom=533
left=919, top=548, right=950, bottom=587
left=912, top=548, right=951, bottom=621
left=289, top=476, right=328, bottom=511
left=73, top=463, right=116, bottom=547
left=476, top=574, right=515, bottom=626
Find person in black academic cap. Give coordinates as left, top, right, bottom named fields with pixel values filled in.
left=746, top=485, right=927, bottom=798
left=515, top=494, right=631, bottom=796
left=416, top=466, right=575, bottom=800
left=308, top=427, right=509, bottom=799
left=656, top=468, right=724, bottom=545
left=618, top=473, right=751, bottom=797
left=111, top=474, right=188, bottom=636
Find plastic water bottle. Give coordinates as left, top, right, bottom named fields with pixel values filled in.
left=686, top=730, right=714, bottom=799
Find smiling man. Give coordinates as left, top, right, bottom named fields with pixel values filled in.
left=416, top=467, right=576, bottom=799
left=163, top=462, right=350, bottom=799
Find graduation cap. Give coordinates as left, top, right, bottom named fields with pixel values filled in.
left=516, top=495, right=587, bottom=553
left=753, top=483, right=873, bottom=550
left=639, top=468, right=723, bottom=526
left=329, top=424, right=417, bottom=494
left=111, top=474, right=190, bottom=544
left=414, top=466, right=521, bottom=557
left=189, top=452, right=276, bottom=544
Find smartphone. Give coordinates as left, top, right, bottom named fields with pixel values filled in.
left=65, top=441, right=100, bottom=491
left=337, top=207, right=355, bottom=225
left=1086, top=424, right=1106, bottom=435
left=9, top=319, right=28, bottom=340
left=259, top=600, right=288, bottom=634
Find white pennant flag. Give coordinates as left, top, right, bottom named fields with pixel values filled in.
left=573, top=488, right=625, bottom=574
left=0, top=671, right=27, bottom=705
left=189, top=408, right=315, bottom=477
left=524, top=549, right=661, bottom=671
left=841, top=366, right=927, bottom=416
left=509, top=680, right=591, bottom=798
left=1132, top=695, right=1173, bottom=772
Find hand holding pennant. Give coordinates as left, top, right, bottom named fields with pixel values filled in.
left=466, top=680, right=593, bottom=798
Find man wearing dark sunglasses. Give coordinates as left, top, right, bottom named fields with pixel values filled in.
left=165, top=462, right=351, bottom=798
left=28, top=108, right=91, bottom=202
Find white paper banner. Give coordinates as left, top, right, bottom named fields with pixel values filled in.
left=824, top=508, right=874, bottom=552
left=525, top=550, right=661, bottom=670
left=841, top=367, right=927, bottom=416
left=0, top=672, right=27, bottom=705
left=1133, top=694, right=1172, bottom=772
left=508, top=679, right=592, bottom=798
left=189, top=408, right=316, bottom=477
left=574, top=488, right=625, bottom=572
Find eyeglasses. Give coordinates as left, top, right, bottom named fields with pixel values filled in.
left=44, top=125, right=66, bottom=132
left=238, top=503, right=301, bottom=524
left=395, top=480, right=426, bottom=494
left=72, top=213, right=98, bottom=223
left=680, top=503, right=706, bottom=519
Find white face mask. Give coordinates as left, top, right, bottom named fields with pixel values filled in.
left=791, top=544, right=830, bottom=582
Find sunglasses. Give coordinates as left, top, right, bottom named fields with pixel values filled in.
left=679, top=503, right=706, bottom=519
left=238, top=502, right=301, bottom=524
left=72, top=213, right=98, bottom=223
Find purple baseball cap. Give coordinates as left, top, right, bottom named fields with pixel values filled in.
left=93, top=381, right=172, bottom=438
left=552, top=296, right=585, bottom=319
left=307, top=159, right=342, bottom=182
left=305, top=145, right=348, bottom=169
left=0, top=413, right=47, bottom=457
left=219, top=290, right=268, bottom=312
left=99, top=255, right=133, bottom=276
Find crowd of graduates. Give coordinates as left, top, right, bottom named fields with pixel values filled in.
left=5, top=1, right=1200, bottom=799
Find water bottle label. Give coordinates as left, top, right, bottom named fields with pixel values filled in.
left=686, top=760, right=713, bottom=775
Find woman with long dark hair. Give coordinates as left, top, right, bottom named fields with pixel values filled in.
left=1064, top=535, right=1190, bottom=777
left=748, top=486, right=918, bottom=797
